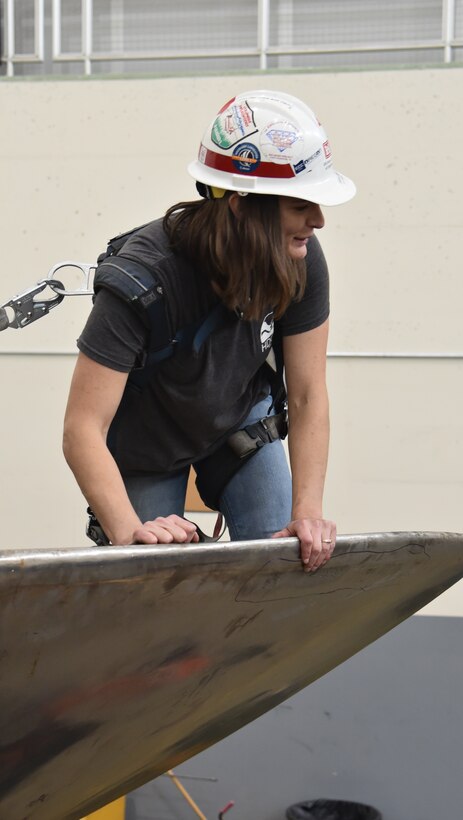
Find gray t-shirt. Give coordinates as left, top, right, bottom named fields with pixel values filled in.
left=78, top=220, right=329, bottom=475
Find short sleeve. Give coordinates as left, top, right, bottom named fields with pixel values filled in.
left=77, top=288, right=148, bottom=372
left=278, top=235, right=330, bottom=336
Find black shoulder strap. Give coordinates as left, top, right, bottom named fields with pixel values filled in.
left=95, top=222, right=175, bottom=366
left=94, top=225, right=230, bottom=374
left=96, top=223, right=151, bottom=264
left=94, top=255, right=173, bottom=366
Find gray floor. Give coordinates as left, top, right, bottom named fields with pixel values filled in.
left=126, top=616, right=463, bottom=820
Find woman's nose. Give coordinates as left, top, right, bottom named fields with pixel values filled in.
left=308, top=203, right=325, bottom=229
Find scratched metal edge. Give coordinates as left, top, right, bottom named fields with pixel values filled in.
left=1, top=531, right=463, bottom=584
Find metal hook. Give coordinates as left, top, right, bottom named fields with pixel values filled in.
left=0, top=279, right=65, bottom=330
left=0, top=260, right=96, bottom=331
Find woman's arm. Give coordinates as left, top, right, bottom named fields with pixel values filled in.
left=272, top=319, right=336, bottom=571
left=63, top=352, right=198, bottom=545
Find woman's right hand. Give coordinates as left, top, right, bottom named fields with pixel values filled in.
left=133, top=515, right=199, bottom=545
left=63, top=355, right=200, bottom=549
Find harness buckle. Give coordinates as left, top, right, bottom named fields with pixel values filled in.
left=86, top=508, right=110, bottom=546
left=227, top=412, right=287, bottom=459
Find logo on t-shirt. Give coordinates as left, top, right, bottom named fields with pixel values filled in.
left=260, top=313, right=274, bottom=352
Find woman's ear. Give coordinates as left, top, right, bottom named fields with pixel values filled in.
left=228, top=192, right=242, bottom=220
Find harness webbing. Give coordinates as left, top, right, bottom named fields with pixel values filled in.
left=85, top=223, right=289, bottom=544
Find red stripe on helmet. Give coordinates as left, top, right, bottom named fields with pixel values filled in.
left=217, top=96, right=236, bottom=114
left=201, top=146, right=296, bottom=179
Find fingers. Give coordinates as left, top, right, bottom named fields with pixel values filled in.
left=271, top=528, right=291, bottom=539
left=300, top=519, right=336, bottom=572
left=273, top=518, right=336, bottom=573
left=300, top=519, right=320, bottom=571
left=133, top=514, right=199, bottom=545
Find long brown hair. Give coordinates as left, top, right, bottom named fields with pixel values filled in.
left=163, top=193, right=306, bottom=321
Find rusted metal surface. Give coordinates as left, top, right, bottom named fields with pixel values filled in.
left=1, top=531, right=462, bottom=820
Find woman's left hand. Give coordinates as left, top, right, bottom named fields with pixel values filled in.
left=272, top=517, right=336, bottom=572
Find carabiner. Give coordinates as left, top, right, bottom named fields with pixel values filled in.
left=0, top=259, right=97, bottom=331
left=0, top=279, right=65, bottom=330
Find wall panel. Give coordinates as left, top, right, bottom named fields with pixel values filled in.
left=1, top=68, right=462, bottom=617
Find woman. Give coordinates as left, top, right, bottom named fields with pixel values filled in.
left=63, top=89, right=355, bottom=572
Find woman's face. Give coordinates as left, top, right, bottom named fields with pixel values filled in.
left=279, top=196, right=325, bottom=260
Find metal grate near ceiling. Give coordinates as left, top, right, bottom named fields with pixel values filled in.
left=1, top=0, right=462, bottom=77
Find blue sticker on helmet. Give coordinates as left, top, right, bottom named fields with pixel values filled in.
left=232, top=143, right=261, bottom=173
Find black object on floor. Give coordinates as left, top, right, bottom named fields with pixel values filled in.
left=286, top=799, right=382, bottom=820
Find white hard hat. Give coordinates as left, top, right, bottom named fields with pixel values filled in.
left=188, top=90, right=356, bottom=206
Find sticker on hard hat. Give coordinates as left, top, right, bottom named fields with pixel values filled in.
left=261, top=122, right=302, bottom=162
left=293, top=147, right=322, bottom=175
left=198, top=145, right=296, bottom=178
left=232, top=143, right=261, bottom=173
left=211, top=102, right=258, bottom=149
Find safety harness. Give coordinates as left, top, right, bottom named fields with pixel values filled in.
left=86, top=223, right=288, bottom=544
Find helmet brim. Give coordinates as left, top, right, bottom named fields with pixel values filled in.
left=188, top=160, right=356, bottom=207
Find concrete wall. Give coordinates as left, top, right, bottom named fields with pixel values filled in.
left=1, top=67, right=462, bottom=614
left=1, top=68, right=462, bottom=816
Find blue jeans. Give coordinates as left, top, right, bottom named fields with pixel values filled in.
left=123, top=395, right=292, bottom=541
